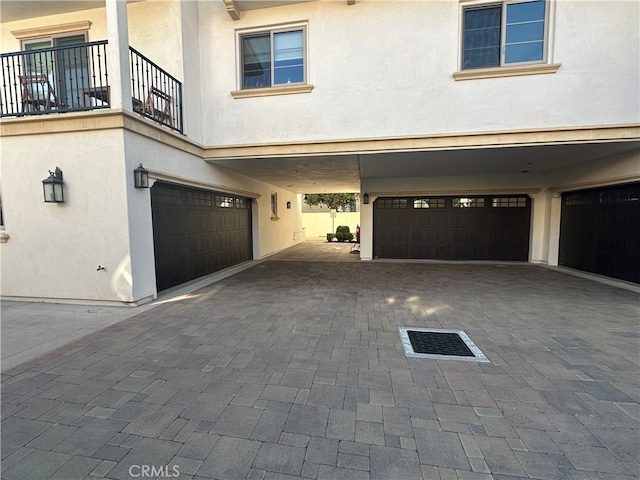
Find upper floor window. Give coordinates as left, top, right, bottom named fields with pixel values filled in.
left=20, top=33, right=90, bottom=110
left=462, top=0, right=547, bottom=70
left=241, top=26, right=306, bottom=89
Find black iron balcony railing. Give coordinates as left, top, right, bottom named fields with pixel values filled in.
left=1, top=41, right=183, bottom=134
left=1, top=40, right=109, bottom=117
left=129, top=46, right=183, bottom=134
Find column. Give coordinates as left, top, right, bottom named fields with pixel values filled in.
left=105, top=0, right=132, bottom=110
left=547, top=193, right=563, bottom=266
left=359, top=195, right=375, bottom=261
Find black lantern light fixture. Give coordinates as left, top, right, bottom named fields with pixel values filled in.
left=133, top=163, right=149, bottom=188
left=286, top=201, right=292, bottom=209
left=42, top=167, right=64, bottom=203
left=362, top=192, right=370, bottom=204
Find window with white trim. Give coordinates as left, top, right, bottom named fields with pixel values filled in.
left=462, top=0, right=547, bottom=70
left=240, top=26, right=306, bottom=89
left=22, top=33, right=90, bottom=109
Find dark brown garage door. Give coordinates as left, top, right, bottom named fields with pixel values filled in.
left=151, top=182, right=252, bottom=291
left=374, top=195, right=531, bottom=261
left=559, top=182, right=639, bottom=283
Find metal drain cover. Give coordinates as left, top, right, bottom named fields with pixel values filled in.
left=398, top=327, right=489, bottom=362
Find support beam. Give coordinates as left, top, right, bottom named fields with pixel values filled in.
left=224, top=0, right=241, bottom=20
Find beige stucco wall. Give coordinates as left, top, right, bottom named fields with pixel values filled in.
left=199, top=0, right=639, bottom=146
left=0, top=128, right=134, bottom=303
left=0, top=8, right=107, bottom=51
left=0, top=115, right=304, bottom=304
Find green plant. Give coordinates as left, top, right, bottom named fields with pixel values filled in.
left=326, top=233, right=336, bottom=242
left=335, top=226, right=354, bottom=242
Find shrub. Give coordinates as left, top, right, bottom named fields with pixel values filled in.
left=327, top=233, right=336, bottom=242
left=335, top=226, right=353, bottom=242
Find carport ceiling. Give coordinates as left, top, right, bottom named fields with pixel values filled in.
left=207, top=141, right=638, bottom=194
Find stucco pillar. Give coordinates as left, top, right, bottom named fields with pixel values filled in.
left=529, top=190, right=551, bottom=264
left=547, top=193, right=563, bottom=266
left=359, top=195, right=375, bottom=261
left=105, top=0, right=132, bottom=110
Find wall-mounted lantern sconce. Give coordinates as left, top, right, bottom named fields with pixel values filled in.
left=286, top=201, right=292, bottom=209
left=42, top=167, right=64, bottom=203
left=134, top=163, right=149, bottom=188
left=362, top=193, right=370, bottom=204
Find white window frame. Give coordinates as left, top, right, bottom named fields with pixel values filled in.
left=455, top=0, right=559, bottom=80
left=232, top=21, right=313, bottom=98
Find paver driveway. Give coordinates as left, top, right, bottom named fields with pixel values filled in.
left=2, top=259, right=639, bottom=479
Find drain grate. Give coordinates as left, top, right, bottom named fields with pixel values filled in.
left=398, top=327, right=489, bottom=362
left=408, top=331, right=474, bottom=357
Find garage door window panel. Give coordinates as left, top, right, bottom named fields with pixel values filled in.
left=380, top=198, right=409, bottom=209
left=492, top=196, right=527, bottom=207
left=414, top=198, right=445, bottom=209
left=452, top=197, right=485, bottom=208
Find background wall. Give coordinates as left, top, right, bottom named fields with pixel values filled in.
left=302, top=212, right=360, bottom=238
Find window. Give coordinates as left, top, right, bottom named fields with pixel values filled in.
left=153, top=185, right=182, bottom=204
left=414, top=198, right=445, bottom=209
left=270, top=193, right=278, bottom=217
left=453, top=197, right=485, bottom=208
left=599, top=185, right=640, bottom=204
left=22, top=33, right=90, bottom=109
left=378, top=198, right=408, bottom=209
left=492, top=197, right=527, bottom=207
left=216, top=195, right=234, bottom=208
left=241, top=27, right=305, bottom=89
left=564, top=192, right=593, bottom=206
left=187, top=190, right=213, bottom=206
left=462, top=0, right=547, bottom=70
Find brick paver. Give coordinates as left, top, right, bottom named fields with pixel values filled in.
left=2, top=257, right=639, bottom=479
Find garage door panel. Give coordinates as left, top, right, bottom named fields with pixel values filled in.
left=374, top=195, right=530, bottom=261
left=560, top=182, right=639, bottom=283
left=151, top=183, right=252, bottom=291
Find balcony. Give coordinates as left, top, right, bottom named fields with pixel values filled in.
left=1, top=41, right=183, bottom=134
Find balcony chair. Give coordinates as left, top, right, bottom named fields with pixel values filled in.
left=20, top=74, right=61, bottom=112
left=143, top=87, right=172, bottom=126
